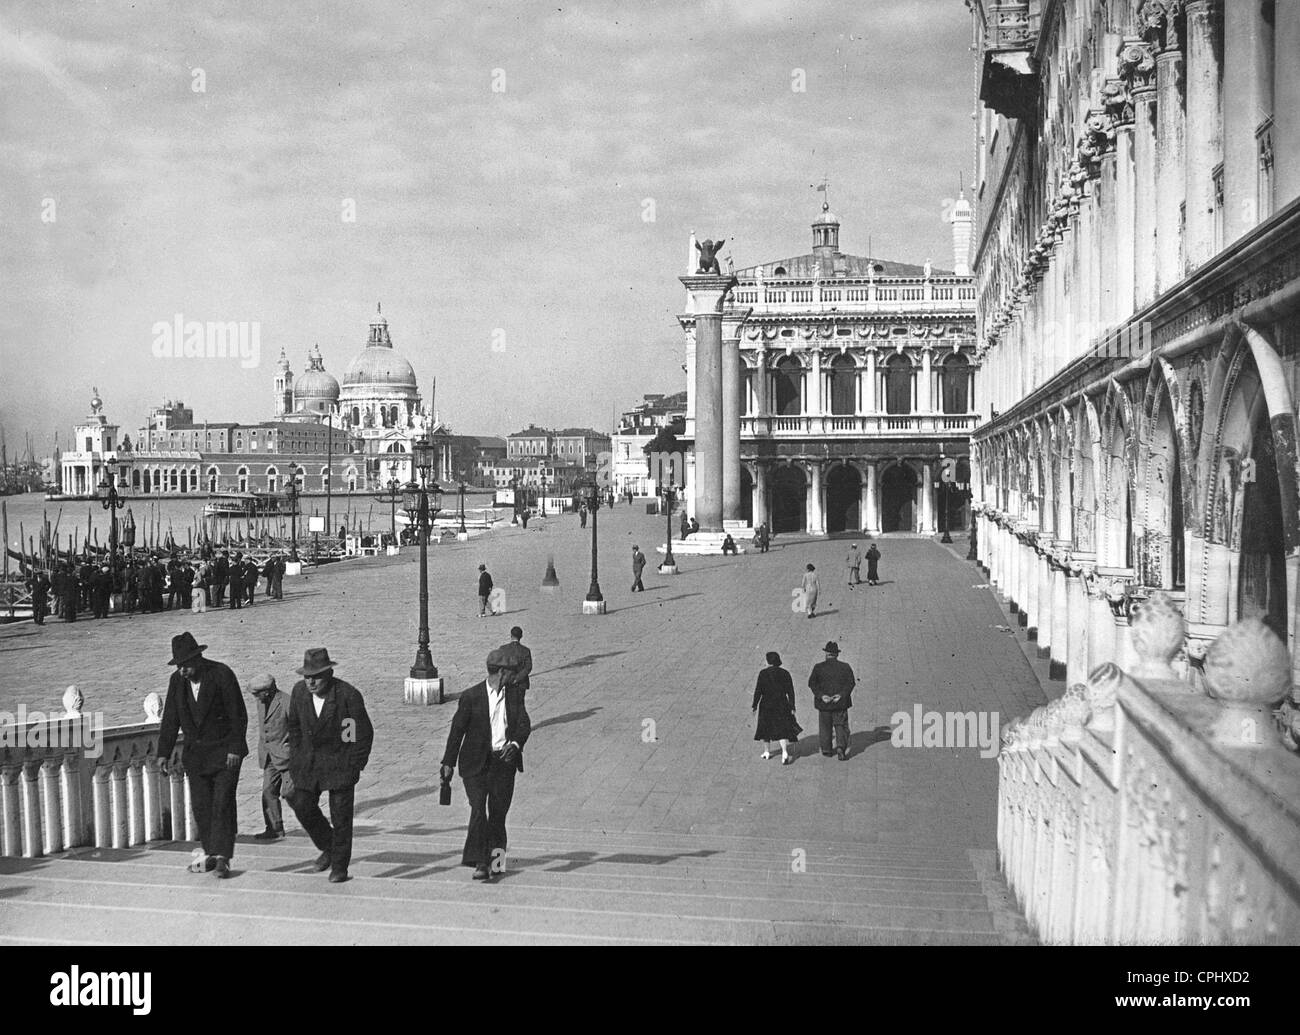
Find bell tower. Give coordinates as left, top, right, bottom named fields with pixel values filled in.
left=274, top=348, right=294, bottom=416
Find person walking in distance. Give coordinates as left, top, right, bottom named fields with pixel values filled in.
left=156, top=632, right=248, bottom=877
left=498, top=626, right=533, bottom=698
left=286, top=648, right=374, bottom=884
left=631, top=545, right=646, bottom=592
left=846, top=541, right=862, bottom=588
left=809, top=641, right=856, bottom=761
left=752, top=651, right=802, bottom=765
left=477, top=563, right=493, bottom=618
left=865, top=540, right=882, bottom=586
left=801, top=563, right=820, bottom=619
left=249, top=673, right=292, bottom=841
left=440, top=648, right=532, bottom=882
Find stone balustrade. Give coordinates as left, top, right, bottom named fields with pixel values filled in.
left=0, top=688, right=194, bottom=858
left=997, top=610, right=1300, bottom=944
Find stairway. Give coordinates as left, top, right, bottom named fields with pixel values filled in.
left=0, top=824, right=1033, bottom=945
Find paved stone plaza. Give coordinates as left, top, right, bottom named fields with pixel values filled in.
left=0, top=508, right=1045, bottom=943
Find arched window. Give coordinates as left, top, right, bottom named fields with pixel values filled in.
left=389, top=405, right=399, bottom=427
left=207, top=467, right=219, bottom=493
left=942, top=353, right=970, bottom=414
left=320, top=467, right=330, bottom=491
left=238, top=466, right=249, bottom=493
left=772, top=356, right=802, bottom=416
left=351, top=406, right=361, bottom=426
left=885, top=354, right=912, bottom=415
left=132, top=469, right=141, bottom=490
left=266, top=466, right=278, bottom=492
left=346, top=467, right=357, bottom=492
left=829, top=355, right=856, bottom=415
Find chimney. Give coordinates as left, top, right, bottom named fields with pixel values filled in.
left=950, top=190, right=972, bottom=276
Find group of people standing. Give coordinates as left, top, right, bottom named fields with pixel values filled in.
left=23, top=549, right=290, bottom=625
left=159, top=625, right=536, bottom=886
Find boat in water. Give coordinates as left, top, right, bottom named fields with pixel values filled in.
left=203, top=491, right=297, bottom=518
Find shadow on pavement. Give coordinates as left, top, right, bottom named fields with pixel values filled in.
left=354, top=784, right=439, bottom=814
left=533, top=707, right=602, bottom=731
left=611, top=592, right=702, bottom=613
left=536, top=651, right=627, bottom=675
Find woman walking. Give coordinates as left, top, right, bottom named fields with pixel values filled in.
left=802, top=563, right=820, bottom=618
left=752, top=652, right=802, bottom=764
left=865, top=541, right=881, bottom=586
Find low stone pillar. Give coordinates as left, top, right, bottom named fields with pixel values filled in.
left=1050, top=564, right=1069, bottom=680
left=1088, top=591, right=1115, bottom=672
left=1037, top=555, right=1054, bottom=659
left=1066, top=573, right=1089, bottom=686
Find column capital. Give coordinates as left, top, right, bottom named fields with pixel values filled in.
left=678, top=274, right=737, bottom=314
left=1119, top=38, right=1157, bottom=94
left=721, top=307, right=752, bottom=343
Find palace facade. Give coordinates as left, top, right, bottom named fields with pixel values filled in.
left=967, top=0, right=1300, bottom=681
left=681, top=203, right=979, bottom=534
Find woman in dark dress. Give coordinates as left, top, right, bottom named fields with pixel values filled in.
left=752, top=652, right=802, bottom=764
left=865, top=541, right=881, bottom=586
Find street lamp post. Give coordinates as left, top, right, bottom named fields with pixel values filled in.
left=582, top=457, right=605, bottom=614
left=286, top=462, right=300, bottom=561
left=539, top=468, right=548, bottom=518
left=457, top=474, right=467, bottom=535
left=99, top=471, right=126, bottom=564
left=403, top=436, right=444, bottom=705
left=660, top=483, right=677, bottom=574
left=375, top=462, right=402, bottom=545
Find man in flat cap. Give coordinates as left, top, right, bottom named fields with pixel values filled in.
left=286, top=648, right=374, bottom=884
left=440, top=647, right=532, bottom=882
left=249, top=673, right=292, bottom=841
left=809, top=641, right=857, bottom=761
left=157, top=631, right=248, bottom=878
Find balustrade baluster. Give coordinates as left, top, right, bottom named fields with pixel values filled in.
left=39, top=758, right=63, bottom=856
left=60, top=754, right=84, bottom=848
left=0, top=765, right=21, bottom=857
left=126, top=759, right=145, bottom=846
left=109, top=762, right=129, bottom=849
left=20, top=761, right=41, bottom=858
left=142, top=758, right=164, bottom=842
left=183, top=774, right=197, bottom=842
left=168, top=768, right=186, bottom=841
left=91, top=764, right=111, bottom=848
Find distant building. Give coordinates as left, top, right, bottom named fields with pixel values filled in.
left=611, top=391, right=688, bottom=496
left=60, top=388, right=119, bottom=496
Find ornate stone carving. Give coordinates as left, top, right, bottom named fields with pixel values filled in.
left=1128, top=590, right=1187, bottom=682
left=1060, top=683, right=1092, bottom=742
left=1118, top=40, right=1157, bottom=92
left=62, top=685, right=83, bottom=718
left=1203, top=617, right=1291, bottom=746
left=1102, top=77, right=1133, bottom=128
left=1084, top=662, right=1124, bottom=731
left=143, top=692, right=163, bottom=723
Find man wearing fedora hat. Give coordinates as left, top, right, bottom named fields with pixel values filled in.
left=440, top=648, right=532, bottom=882
left=808, top=641, right=857, bottom=761
left=285, top=647, right=374, bottom=884
left=157, top=632, right=249, bottom=877
left=249, top=673, right=292, bottom=841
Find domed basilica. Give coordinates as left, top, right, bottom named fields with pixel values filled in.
left=273, top=305, right=450, bottom=486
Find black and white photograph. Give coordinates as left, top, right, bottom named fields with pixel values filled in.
left=0, top=0, right=1296, bottom=998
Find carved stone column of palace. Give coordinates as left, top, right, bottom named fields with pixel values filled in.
left=920, top=348, right=933, bottom=413
left=1155, top=22, right=1185, bottom=295
left=1087, top=578, right=1115, bottom=672
left=753, top=347, right=769, bottom=417
left=751, top=463, right=768, bottom=530
left=1222, top=0, right=1272, bottom=243
left=721, top=310, right=751, bottom=525
left=680, top=274, right=735, bottom=532
left=1065, top=570, right=1089, bottom=686
left=857, top=463, right=871, bottom=535
left=1126, top=41, right=1159, bottom=308
left=1049, top=554, right=1070, bottom=680
left=1184, top=0, right=1222, bottom=270
left=1275, top=0, right=1300, bottom=204
left=1022, top=536, right=1039, bottom=632
left=864, top=348, right=878, bottom=412
left=1110, top=79, right=1136, bottom=321
left=1036, top=550, right=1053, bottom=659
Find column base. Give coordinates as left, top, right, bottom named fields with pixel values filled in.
left=456, top=531, right=469, bottom=542
left=1036, top=646, right=1051, bottom=659
left=658, top=564, right=678, bottom=575
left=285, top=561, right=302, bottom=576
left=540, top=585, right=559, bottom=594
left=582, top=600, right=608, bottom=615
left=1017, top=612, right=1028, bottom=627
left=1027, top=628, right=1038, bottom=641
left=660, top=531, right=746, bottom=555
left=404, top=677, right=443, bottom=706
left=1048, top=660, right=1067, bottom=682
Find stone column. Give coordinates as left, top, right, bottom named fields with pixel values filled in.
left=679, top=274, right=736, bottom=532
left=1088, top=585, right=1115, bottom=672
left=1066, top=571, right=1089, bottom=685
left=1036, top=553, right=1053, bottom=658
left=754, top=348, right=769, bottom=414
left=1024, top=541, right=1040, bottom=637
left=1049, top=560, right=1070, bottom=680
left=1222, top=0, right=1272, bottom=243
left=684, top=327, right=697, bottom=440
left=722, top=310, right=750, bottom=525
left=1114, top=114, right=1136, bottom=320
left=921, top=348, right=933, bottom=413
left=921, top=463, right=933, bottom=534
left=1184, top=0, right=1222, bottom=270
left=858, top=465, right=870, bottom=534
left=1155, top=31, right=1185, bottom=293
left=865, top=462, right=879, bottom=534
left=865, top=349, right=878, bottom=412
left=807, top=463, right=825, bottom=535
left=809, top=349, right=823, bottom=416
left=1126, top=41, right=1159, bottom=307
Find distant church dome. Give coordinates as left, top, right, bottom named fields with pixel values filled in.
left=343, top=305, right=418, bottom=388
left=295, top=345, right=340, bottom=405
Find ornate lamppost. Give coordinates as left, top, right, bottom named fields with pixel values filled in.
left=99, top=470, right=126, bottom=564
left=375, top=461, right=402, bottom=545
left=509, top=477, right=520, bottom=524
left=403, top=436, right=444, bottom=704
left=660, top=482, right=678, bottom=574
left=457, top=472, right=468, bottom=535
left=286, top=462, right=301, bottom=561
left=539, top=466, right=548, bottom=518
left=581, top=455, right=605, bottom=614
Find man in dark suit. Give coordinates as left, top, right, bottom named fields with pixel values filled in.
left=809, top=640, right=857, bottom=761
left=250, top=673, right=292, bottom=840
left=286, top=648, right=374, bottom=884
left=497, top=626, right=532, bottom=698
left=440, top=648, right=531, bottom=882
left=156, top=632, right=248, bottom=877
left=477, top=563, right=493, bottom=618
left=631, top=545, right=646, bottom=592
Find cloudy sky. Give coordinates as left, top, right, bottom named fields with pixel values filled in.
left=0, top=0, right=974, bottom=454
